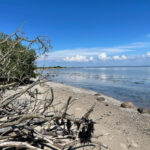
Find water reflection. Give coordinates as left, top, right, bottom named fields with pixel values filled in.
left=41, top=67, right=150, bottom=108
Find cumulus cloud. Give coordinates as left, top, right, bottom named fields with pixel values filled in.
left=89, top=56, right=94, bottom=61
left=113, top=55, right=127, bottom=60
left=121, top=55, right=127, bottom=59
left=98, top=53, right=109, bottom=60
left=38, top=41, right=149, bottom=61
left=98, top=53, right=127, bottom=61
left=113, top=56, right=120, bottom=60
left=64, top=55, right=94, bottom=62
left=37, top=41, right=150, bottom=65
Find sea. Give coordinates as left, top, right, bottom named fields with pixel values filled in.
left=41, top=67, right=150, bottom=109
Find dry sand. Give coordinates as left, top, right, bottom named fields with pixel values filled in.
left=46, top=81, right=150, bottom=150
left=4, top=80, right=150, bottom=150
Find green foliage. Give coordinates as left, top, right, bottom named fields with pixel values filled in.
left=0, top=32, right=37, bottom=83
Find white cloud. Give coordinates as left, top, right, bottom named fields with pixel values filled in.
left=113, top=55, right=120, bottom=60
left=98, top=53, right=109, bottom=60
left=89, top=56, right=94, bottom=61
left=113, top=55, right=127, bottom=60
left=146, top=52, right=150, bottom=57
left=37, top=41, right=150, bottom=63
left=38, top=42, right=141, bottom=61
left=121, top=55, right=127, bottom=59
left=64, top=55, right=94, bottom=62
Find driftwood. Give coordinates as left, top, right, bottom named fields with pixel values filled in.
left=0, top=28, right=109, bottom=150
left=0, top=142, right=42, bottom=150
left=0, top=77, right=110, bottom=150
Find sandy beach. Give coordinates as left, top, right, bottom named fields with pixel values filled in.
left=1, top=1, right=150, bottom=149
left=4, top=80, right=150, bottom=150
left=45, top=81, right=150, bottom=150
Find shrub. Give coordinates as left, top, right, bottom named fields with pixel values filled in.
left=0, top=32, right=37, bottom=83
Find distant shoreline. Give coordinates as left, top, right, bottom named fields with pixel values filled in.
left=36, top=66, right=67, bottom=70
left=37, top=65, right=150, bottom=69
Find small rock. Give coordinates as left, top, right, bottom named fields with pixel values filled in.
left=137, top=108, right=150, bottom=114
left=94, top=93, right=101, bottom=96
left=105, top=103, right=109, bottom=106
left=96, top=97, right=105, bottom=102
left=120, top=102, right=136, bottom=109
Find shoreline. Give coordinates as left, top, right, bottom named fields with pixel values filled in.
left=47, top=80, right=150, bottom=110
left=48, top=81, right=150, bottom=113
left=5, top=79, right=150, bottom=149
left=48, top=81, right=123, bottom=105
left=45, top=81, right=150, bottom=149
left=39, top=67, right=150, bottom=110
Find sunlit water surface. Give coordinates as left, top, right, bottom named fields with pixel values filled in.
left=41, top=67, right=150, bottom=109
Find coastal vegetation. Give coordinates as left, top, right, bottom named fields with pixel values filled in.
left=0, top=32, right=37, bottom=84
left=0, top=28, right=52, bottom=85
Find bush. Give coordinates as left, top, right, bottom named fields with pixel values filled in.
left=0, top=32, right=37, bottom=83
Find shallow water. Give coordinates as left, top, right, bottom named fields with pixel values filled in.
left=41, top=67, right=150, bottom=109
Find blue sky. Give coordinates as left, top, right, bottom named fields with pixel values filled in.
left=1, top=0, right=150, bottom=66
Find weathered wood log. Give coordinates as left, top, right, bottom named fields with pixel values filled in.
left=0, top=141, right=42, bottom=150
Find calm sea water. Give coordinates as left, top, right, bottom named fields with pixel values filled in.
left=41, top=67, right=150, bottom=109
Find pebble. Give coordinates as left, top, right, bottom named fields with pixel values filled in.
left=120, top=102, right=136, bottom=109
left=96, top=97, right=105, bottom=102
left=94, top=93, right=101, bottom=96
